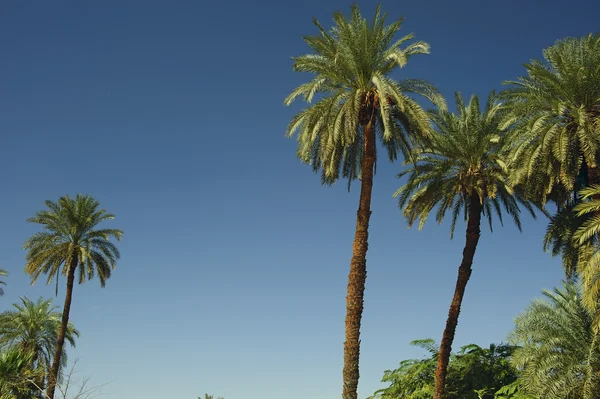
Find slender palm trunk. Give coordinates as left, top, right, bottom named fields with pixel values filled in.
left=46, top=257, right=78, bottom=399
left=342, top=118, right=376, bottom=399
left=433, top=193, right=482, bottom=399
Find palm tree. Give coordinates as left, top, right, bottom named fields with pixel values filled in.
left=510, top=281, right=599, bottom=399
left=502, top=34, right=600, bottom=203
left=395, top=92, right=534, bottom=399
left=23, top=194, right=123, bottom=399
left=284, top=5, right=443, bottom=399
left=0, top=297, right=79, bottom=390
left=0, top=269, right=7, bottom=296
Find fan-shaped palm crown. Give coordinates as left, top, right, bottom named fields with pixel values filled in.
left=285, top=4, right=444, bottom=185
left=396, top=92, right=533, bottom=237
left=502, top=34, right=600, bottom=202
left=24, top=194, right=123, bottom=288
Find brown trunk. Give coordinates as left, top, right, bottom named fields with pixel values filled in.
left=433, top=193, right=482, bottom=399
left=46, top=256, right=78, bottom=399
left=341, top=118, right=376, bottom=399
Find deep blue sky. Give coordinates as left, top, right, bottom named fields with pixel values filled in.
left=0, top=1, right=597, bottom=398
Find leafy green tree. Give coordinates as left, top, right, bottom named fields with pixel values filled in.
left=23, top=194, right=123, bottom=399
left=0, top=347, right=43, bottom=399
left=502, top=34, right=600, bottom=203
left=510, top=281, right=599, bottom=399
left=0, top=269, right=7, bottom=296
left=395, top=92, right=534, bottom=399
left=370, top=339, right=520, bottom=399
left=0, top=297, right=79, bottom=391
left=284, top=5, right=442, bottom=399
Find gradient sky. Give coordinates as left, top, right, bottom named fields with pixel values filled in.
left=0, top=1, right=598, bottom=398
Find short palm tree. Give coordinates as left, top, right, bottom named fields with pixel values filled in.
left=0, top=269, right=7, bottom=296
left=284, top=5, right=443, bottom=399
left=395, top=92, right=534, bottom=399
left=510, top=281, right=599, bottom=399
left=23, top=194, right=123, bottom=399
left=502, top=34, right=600, bottom=202
left=0, top=297, right=79, bottom=390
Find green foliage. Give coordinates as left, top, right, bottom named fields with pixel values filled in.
left=0, top=297, right=79, bottom=382
left=509, top=281, right=599, bottom=399
left=395, top=92, right=535, bottom=237
left=0, top=347, right=43, bottom=399
left=199, top=395, right=224, bottom=399
left=502, top=34, right=600, bottom=202
left=23, top=194, right=123, bottom=288
left=370, top=339, right=520, bottom=399
left=285, top=3, right=443, bottom=186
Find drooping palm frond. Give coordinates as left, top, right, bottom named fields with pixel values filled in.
left=572, top=185, right=600, bottom=313
left=502, top=34, right=600, bottom=201
left=24, top=194, right=123, bottom=288
left=395, top=92, right=535, bottom=237
left=285, top=3, right=444, bottom=187
left=509, top=281, right=598, bottom=399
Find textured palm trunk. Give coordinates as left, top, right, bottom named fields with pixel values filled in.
left=433, top=193, right=482, bottom=399
left=342, top=118, right=376, bottom=399
left=46, top=256, right=78, bottom=399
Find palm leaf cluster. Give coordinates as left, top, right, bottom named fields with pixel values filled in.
left=502, top=34, right=600, bottom=201
left=396, top=92, right=533, bottom=237
left=285, top=4, right=444, bottom=186
left=509, top=281, right=599, bottom=399
left=24, top=194, right=123, bottom=288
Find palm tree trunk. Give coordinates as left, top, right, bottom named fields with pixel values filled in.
left=46, top=256, right=78, bottom=399
left=342, top=119, right=376, bottom=399
left=433, top=193, right=482, bottom=399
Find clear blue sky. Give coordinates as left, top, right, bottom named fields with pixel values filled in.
left=0, top=1, right=597, bottom=398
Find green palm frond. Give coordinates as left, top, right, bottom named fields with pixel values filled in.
left=285, top=3, right=443, bottom=187
left=23, top=194, right=123, bottom=289
left=395, top=92, right=535, bottom=237
left=509, top=281, right=598, bottom=399
left=502, top=34, right=600, bottom=202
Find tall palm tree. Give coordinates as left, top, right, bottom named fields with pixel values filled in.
left=23, top=194, right=123, bottom=399
left=510, top=281, right=599, bottom=399
left=0, top=297, right=79, bottom=390
left=0, top=269, right=7, bottom=296
left=502, top=34, right=600, bottom=203
left=284, top=5, right=443, bottom=399
left=395, top=92, right=534, bottom=399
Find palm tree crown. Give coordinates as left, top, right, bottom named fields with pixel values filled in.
left=396, top=92, right=533, bottom=236
left=285, top=4, right=444, bottom=185
left=24, top=194, right=123, bottom=288
left=0, top=297, right=79, bottom=379
left=502, top=34, right=600, bottom=201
